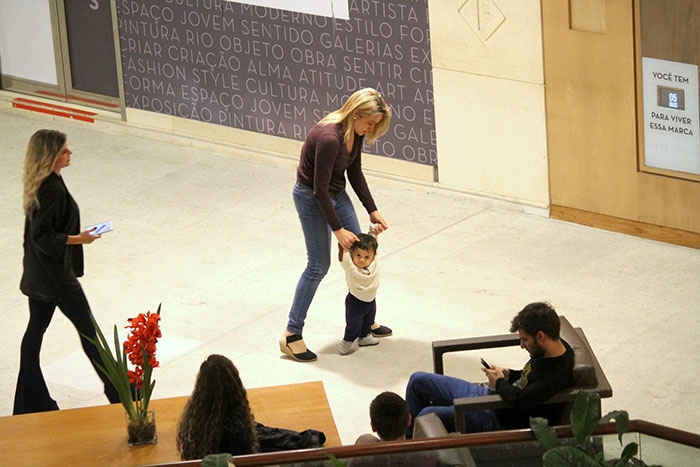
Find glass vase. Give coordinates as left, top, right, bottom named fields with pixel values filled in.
left=125, top=410, right=157, bottom=446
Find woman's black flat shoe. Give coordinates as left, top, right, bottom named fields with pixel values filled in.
left=279, top=334, right=317, bottom=362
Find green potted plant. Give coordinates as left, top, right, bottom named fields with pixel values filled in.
left=201, top=453, right=234, bottom=466
left=87, top=304, right=162, bottom=445
left=530, top=390, right=661, bottom=466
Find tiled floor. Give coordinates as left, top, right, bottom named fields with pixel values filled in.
left=1, top=107, right=698, bottom=446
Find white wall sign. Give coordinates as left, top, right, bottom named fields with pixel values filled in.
left=642, top=57, right=700, bottom=175
left=226, top=0, right=350, bottom=20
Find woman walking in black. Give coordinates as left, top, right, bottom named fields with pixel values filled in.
left=14, top=129, right=119, bottom=414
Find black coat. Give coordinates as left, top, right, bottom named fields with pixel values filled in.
left=20, top=173, right=83, bottom=302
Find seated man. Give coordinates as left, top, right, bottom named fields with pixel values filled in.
left=405, top=302, right=574, bottom=436
left=354, top=392, right=436, bottom=467
left=355, top=391, right=411, bottom=444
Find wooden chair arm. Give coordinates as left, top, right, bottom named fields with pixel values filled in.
left=432, top=333, right=520, bottom=374
left=574, top=329, right=613, bottom=399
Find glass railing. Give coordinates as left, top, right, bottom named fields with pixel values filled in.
left=149, top=420, right=700, bottom=467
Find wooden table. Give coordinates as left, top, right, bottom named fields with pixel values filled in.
left=0, top=381, right=340, bottom=466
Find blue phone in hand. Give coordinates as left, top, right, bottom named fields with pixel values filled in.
left=86, top=220, right=113, bottom=235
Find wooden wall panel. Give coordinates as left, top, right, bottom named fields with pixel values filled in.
left=570, top=0, right=606, bottom=34
left=542, top=0, right=700, bottom=237
left=543, top=0, right=638, bottom=217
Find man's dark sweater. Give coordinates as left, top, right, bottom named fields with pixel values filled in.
left=494, top=339, right=574, bottom=428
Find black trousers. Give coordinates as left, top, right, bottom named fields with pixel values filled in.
left=13, top=286, right=120, bottom=415
left=343, top=293, right=376, bottom=342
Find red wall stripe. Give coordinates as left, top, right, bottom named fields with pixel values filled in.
left=12, top=102, right=95, bottom=123
left=14, top=97, right=98, bottom=116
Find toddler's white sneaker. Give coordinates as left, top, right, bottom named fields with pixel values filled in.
left=358, top=334, right=379, bottom=346
left=339, top=338, right=359, bottom=355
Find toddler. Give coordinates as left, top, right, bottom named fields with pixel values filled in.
left=338, top=227, right=387, bottom=355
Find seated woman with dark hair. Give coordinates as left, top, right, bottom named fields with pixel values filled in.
left=176, top=354, right=258, bottom=460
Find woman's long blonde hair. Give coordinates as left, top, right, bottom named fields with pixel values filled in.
left=320, top=88, right=391, bottom=145
left=23, top=129, right=66, bottom=215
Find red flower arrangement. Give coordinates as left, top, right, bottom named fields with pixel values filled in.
left=88, top=304, right=162, bottom=423
left=124, top=310, right=161, bottom=390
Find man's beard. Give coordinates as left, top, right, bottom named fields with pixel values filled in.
left=530, top=342, right=546, bottom=358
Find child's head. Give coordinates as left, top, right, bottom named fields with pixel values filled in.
left=369, top=392, right=410, bottom=441
left=349, top=233, right=378, bottom=268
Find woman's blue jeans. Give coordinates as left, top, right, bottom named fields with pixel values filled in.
left=405, top=371, right=502, bottom=436
left=286, top=183, right=361, bottom=334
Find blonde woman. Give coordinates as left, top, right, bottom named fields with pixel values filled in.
left=14, top=129, right=119, bottom=414
left=280, top=88, right=393, bottom=362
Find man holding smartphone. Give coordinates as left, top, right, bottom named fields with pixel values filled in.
left=404, top=302, right=574, bottom=436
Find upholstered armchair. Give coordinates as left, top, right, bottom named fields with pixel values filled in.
left=431, top=316, right=612, bottom=433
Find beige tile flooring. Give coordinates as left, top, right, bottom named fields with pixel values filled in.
left=1, top=107, right=699, bottom=447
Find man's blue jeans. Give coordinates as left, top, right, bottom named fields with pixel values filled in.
left=286, top=183, right=361, bottom=334
left=405, top=371, right=502, bottom=436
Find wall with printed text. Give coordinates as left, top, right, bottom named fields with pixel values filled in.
left=117, top=0, right=437, bottom=166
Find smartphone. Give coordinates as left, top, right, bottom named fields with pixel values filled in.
left=480, top=358, right=491, bottom=370
left=86, top=220, right=113, bottom=235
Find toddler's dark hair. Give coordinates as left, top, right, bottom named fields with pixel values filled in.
left=350, top=233, right=378, bottom=254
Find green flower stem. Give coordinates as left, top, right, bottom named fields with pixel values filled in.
left=83, top=313, right=157, bottom=423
